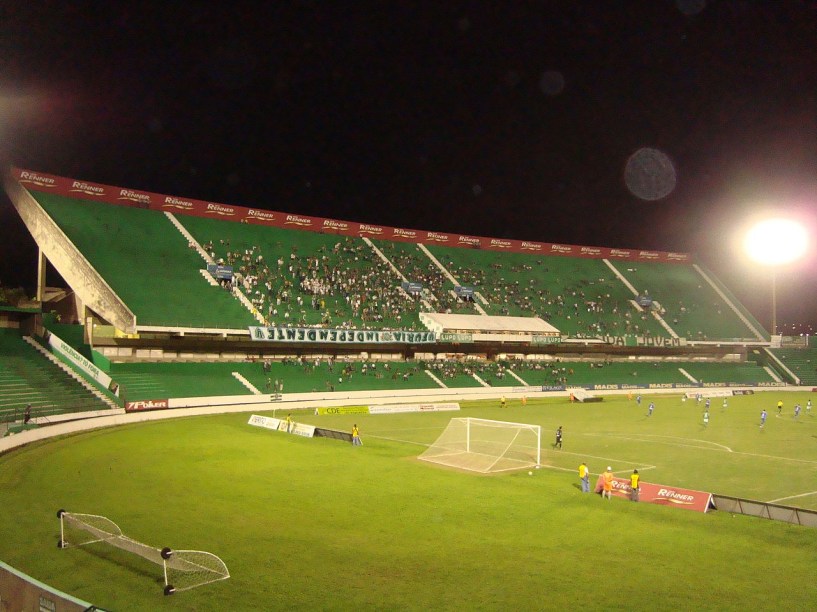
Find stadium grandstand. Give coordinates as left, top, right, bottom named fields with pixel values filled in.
left=0, top=165, right=806, bottom=425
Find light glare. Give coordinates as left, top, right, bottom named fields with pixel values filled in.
left=743, top=218, right=808, bottom=266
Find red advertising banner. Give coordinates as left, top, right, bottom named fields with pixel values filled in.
left=13, top=167, right=692, bottom=264
left=607, top=476, right=712, bottom=513
left=125, top=399, right=170, bottom=412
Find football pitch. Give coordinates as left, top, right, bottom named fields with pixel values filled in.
left=1, top=391, right=816, bottom=610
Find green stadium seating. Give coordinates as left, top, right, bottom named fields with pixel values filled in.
left=499, top=359, right=773, bottom=388
left=425, top=245, right=668, bottom=338
left=178, top=216, right=426, bottom=329
left=372, top=240, right=478, bottom=315
left=678, top=361, right=776, bottom=384
left=110, top=358, right=443, bottom=401
left=611, top=261, right=761, bottom=341
left=0, top=329, right=111, bottom=423
left=105, top=356, right=779, bottom=401
left=34, top=193, right=256, bottom=329
left=111, top=362, right=249, bottom=400
left=28, top=188, right=770, bottom=343
left=770, top=348, right=817, bottom=385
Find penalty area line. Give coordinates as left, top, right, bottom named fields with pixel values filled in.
left=583, top=432, right=732, bottom=453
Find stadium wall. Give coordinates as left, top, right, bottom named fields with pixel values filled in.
left=0, top=560, right=102, bottom=612
left=3, top=384, right=804, bottom=457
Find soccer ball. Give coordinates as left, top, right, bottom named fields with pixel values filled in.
left=528, top=471, right=533, bottom=476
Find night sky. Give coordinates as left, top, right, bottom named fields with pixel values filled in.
left=1, top=1, right=815, bottom=332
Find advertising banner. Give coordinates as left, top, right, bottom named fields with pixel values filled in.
left=248, top=415, right=315, bottom=438
left=14, top=167, right=692, bottom=264
left=45, top=331, right=120, bottom=396
left=368, top=403, right=460, bottom=414
left=125, top=399, right=170, bottom=412
left=316, top=406, right=370, bottom=415
left=438, top=333, right=474, bottom=343
left=249, top=326, right=436, bottom=344
left=289, top=422, right=316, bottom=438
left=608, top=477, right=712, bottom=513
left=248, top=414, right=282, bottom=430
left=401, top=281, right=423, bottom=294
left=206, top=263, right=233, bottom=280
left=530, top=335, right=562, bottom=345
left=600, top=335, right=684, bottom=348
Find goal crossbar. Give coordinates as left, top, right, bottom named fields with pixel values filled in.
left=463, top=417, right=541, bottom=429
left=57, top=510, right=229, bottom=595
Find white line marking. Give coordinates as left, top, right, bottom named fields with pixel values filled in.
left=766, top=490, right=817, bottom=504
left=584, top=432, right=732, bottom=453
left=371, top=434, right=658, bottom=476
left=729, top=451, right=817, bottom=466
left=541, top=446, right=656, bottom=469
left=635, top=434, right=733, bottom=453
left=369, top=427, right=448, bottom=434
left=584, top=433, right=817, bottom=466
left=543, top=465, right=657, bottom=476
left=368, top=434, right=431, bottom=447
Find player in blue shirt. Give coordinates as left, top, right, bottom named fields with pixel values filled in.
left=760, top=409, right=767, bottom=428
left=648, top=402, right=654, bottom=416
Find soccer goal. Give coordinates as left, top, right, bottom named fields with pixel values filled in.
left=57, top=510, right=230, bottom=595
left=418, top=417, right=541, bottom=473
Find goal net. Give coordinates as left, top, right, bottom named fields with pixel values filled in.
left=57, top=510, right=229, bottom=595
left=418, top=417, right=541, bottom=473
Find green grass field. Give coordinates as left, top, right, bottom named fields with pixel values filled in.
left=1, top=391, right=817, bottom=610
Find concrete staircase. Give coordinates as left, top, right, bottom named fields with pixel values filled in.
left=23, top=336, right=120, bottom=410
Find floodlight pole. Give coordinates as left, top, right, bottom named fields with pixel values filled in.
left=770, top=269, right=777, bottom=336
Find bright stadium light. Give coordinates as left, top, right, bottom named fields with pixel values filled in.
left=743, top=218, right=808, bottom=266
left=743, top=218, right=809, bottom=335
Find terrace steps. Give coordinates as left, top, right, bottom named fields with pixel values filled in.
left=23, top=336, right=119, bottom=410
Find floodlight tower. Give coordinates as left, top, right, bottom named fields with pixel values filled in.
left=743, top=218, right=809, bottom=335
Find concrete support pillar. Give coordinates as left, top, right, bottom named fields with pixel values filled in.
left=36, top=248, right=47, bottom=303
left=74, top=294, right=85, bottom=326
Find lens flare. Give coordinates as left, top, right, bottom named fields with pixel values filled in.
left=743, top=218, right=809, bottom=266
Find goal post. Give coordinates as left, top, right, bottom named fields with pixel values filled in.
left=57, top=510, right=229, bottom=595
left=419, top=417, right=541, bottom=473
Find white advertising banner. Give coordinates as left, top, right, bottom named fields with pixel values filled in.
left=368, top=403, right=461, bottom=415
left=247, top=414, right=282, bottom=430
left=290, top=422, right=316, bottom=438
left=248, top=415, right=315, bottom=438
left=45, top=331, right=119, bottom=396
